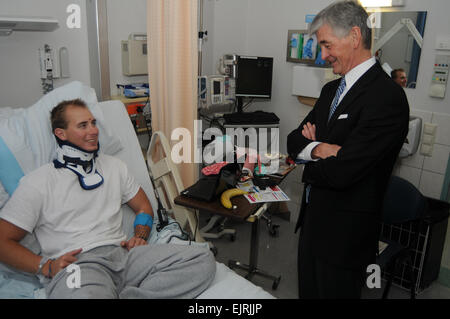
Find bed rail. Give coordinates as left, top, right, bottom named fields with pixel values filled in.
left=146, top=131, right=204, bottom=242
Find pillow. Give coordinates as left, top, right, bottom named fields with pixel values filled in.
left=0, top=115, right=35, bottom=174
left=0, top=136, right=24, bottom=195
left=0, top=114, right=35, bottom=206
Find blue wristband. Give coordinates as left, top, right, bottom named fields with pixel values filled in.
left=134, top=212, right=153, bottom=229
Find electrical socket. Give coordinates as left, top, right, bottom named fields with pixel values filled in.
left=39, top=45, right=60, bottom=79
left=423, top=123, right=438, bottom=136
left=422, top=134, right=435, bottom=145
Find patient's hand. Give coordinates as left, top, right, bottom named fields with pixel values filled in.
left=120, top=236, right=147, bottom=251
left=50, top=248, right=83, bottom=277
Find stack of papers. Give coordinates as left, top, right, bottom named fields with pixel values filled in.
left=237, top=181, right=290, bottom=204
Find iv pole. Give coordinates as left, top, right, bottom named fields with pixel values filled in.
left=198, top=0, right=207, bottom=76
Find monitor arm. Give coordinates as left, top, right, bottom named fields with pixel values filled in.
left=373, top=18, right=423, bottom=54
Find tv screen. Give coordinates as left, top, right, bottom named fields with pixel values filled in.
left=235, top=56, right=273, bottom=98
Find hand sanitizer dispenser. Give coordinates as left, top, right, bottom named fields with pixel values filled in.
left=399, top=116, right=422, bottom=158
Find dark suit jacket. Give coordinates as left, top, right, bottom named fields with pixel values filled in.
left=287, top=61, right=409, bottom=269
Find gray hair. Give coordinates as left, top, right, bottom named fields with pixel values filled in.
left=309, top=0, right=372, bottom=50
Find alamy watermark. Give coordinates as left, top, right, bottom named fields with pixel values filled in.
left=366, top=264, right=381, bottom=289
left=66, top=264, right=81, bottom=289
left=66, top=4, right=81, bottom=29
left=169, top=120, right=280, bottom=170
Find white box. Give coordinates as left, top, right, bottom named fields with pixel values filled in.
left=121, top=34, right=148, bottom=76
left=436, top=35, right=450, bottom=51
left=292, top=65, right=339, bottom=98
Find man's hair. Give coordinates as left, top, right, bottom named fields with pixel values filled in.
left=391, top=68, right=405, bottom=79
left=309, top=0, right=372, bottom=50
left=50, top=98, right=88, bottom=132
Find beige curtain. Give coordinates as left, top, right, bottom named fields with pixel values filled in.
left=147, top=0, right=198, bottom=188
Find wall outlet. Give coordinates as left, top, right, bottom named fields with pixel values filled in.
left=39, top=45, right=59, bottom=79
left=423, top=123, right=438, bottom=136
left=422, top=134, right=435, bottom=145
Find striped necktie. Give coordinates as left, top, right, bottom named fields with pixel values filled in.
left=328, top=77, right=346, bottom=121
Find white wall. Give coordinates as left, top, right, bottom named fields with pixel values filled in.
left=0, top=0, right=148, bottom=108
left=0, top=0, right=90, bottom=108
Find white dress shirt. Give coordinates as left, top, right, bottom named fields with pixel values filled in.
left=297, top=56, right=376, bottom=161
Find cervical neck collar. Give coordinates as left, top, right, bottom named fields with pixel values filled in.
left=53, top=138, right=104, bottom=190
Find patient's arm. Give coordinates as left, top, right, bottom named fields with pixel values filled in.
left=121, top=187, right=154, bottom=251
left=127, top=187, right=154, bottom=218
left=0, top=219, right=82, bottom=277
left=0, top=219, right=41, bottom=274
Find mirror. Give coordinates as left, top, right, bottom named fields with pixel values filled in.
left=368, top=11, right=427, bottom=89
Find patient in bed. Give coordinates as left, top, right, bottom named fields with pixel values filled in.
left=0, top=99, right=216, bottom=299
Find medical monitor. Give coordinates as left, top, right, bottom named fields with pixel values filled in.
left=235, top=55, right=273, bottom=99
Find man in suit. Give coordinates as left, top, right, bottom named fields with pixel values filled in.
left=287, top=1, right=409, bottom=298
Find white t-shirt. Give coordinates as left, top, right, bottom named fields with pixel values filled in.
left=0, top=154, right=140, bottom=259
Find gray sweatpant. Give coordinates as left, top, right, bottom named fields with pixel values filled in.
left=44, top=243, right=216, bottom=299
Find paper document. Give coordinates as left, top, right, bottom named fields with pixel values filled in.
left=238, top=181, right=290, bottom=204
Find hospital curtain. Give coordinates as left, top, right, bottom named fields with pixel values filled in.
left=147, top=0, right=198, bottom=188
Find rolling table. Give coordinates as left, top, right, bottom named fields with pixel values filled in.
left=174, top=165, right=296, bottom=290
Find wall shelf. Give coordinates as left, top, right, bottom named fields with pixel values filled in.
left=0, top=16, right=59, bottom=35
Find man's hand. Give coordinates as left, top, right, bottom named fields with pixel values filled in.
left=301, top=121, right=341, bottom=159
left=120, top=236, right=147, bottom=251
left=311, top=143, right=342, bottom=160
left=49, top=248, right=82, bottom=277
left=302, top=122, right=316, bottom=141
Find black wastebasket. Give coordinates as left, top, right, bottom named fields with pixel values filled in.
left=380, top=197, right=449, bottom=294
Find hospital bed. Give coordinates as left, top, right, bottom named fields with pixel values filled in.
left=0, top=81, right=274, bottom=299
